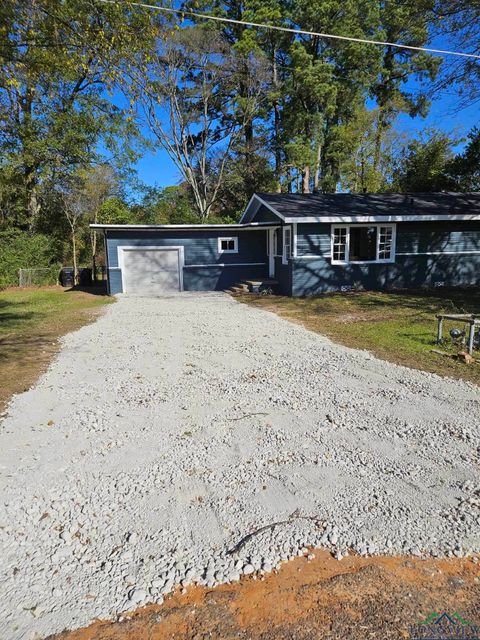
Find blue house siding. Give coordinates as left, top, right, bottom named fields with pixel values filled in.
left=292, top=253, right=480, bottom=295
left=292, top=221, right=480, bottom=295
left=296, top=223, right=331, bottom=257
left=106, top=229, right=268, bottom=294
left=273, top=257, right=292, bottom=295
left=396, top=221, right=480, bottom=254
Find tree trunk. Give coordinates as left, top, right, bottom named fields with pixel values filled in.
left=302, top=165, right=310, bottom=193
left=373, top=111, right=384, bottom=176
left=313, top=141, right=322, bottom=192
left=272, top=47, right=282, bottom=188
left=71, top=228, right=78, bottom=285
left=26, top=169, right=40, bottom=231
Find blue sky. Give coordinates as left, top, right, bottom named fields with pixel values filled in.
left=118, top=31, right=479, bottom=192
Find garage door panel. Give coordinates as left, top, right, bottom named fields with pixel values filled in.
left=122, top=249, right=181, bottom=295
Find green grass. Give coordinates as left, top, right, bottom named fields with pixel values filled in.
left=0, top=286, right=112, bottom=337
left=0, top=286, right=113, bottom=410
left=239, top=288, right=480, bottom=386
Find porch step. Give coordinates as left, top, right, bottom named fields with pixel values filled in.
left=242, top=279, right=278, bottom=294
left=242, top=279, right=278, bottom=287
left=226, top=279, right=278, bottom=295
left=229, top=285, right=249, bottom=293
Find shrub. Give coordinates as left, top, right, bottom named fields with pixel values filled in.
left=0, top=229, right=58, bottom=289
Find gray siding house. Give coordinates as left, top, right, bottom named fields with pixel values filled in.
left=92, top=192, right=480, bottom=296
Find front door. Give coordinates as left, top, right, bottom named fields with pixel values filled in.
left=268, top=228, right=275, bottom=278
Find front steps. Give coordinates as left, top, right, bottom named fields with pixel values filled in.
left=227, top=279, right=278, bottom=295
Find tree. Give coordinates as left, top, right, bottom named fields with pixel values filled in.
left=99, top=197, right=135, bottom=225
left=391, top=127, right=480, bottom=192
left=0, top=0, right=149, bottom=229
left=445, top=127, right=480, bottom=191
left=391, top=130, right=456, bottom=191
left=215, top=149, right=277, bottom=219
left=335, top=108, right=410, bottom=192
left=370, top=0, right=440, bottom=176
left=59, top=176, right=88, bottom=283
left=131, top=185, right=198, bottom=224
left=78, top=165, right=120, bottom=279
left=433, top=1, right=480, bottom=108
left=130, top=25, right=269, bottom=220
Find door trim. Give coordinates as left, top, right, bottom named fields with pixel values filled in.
left=117, top=245, right=185, bottom=294
left=268, top=229, right=275, bottom=278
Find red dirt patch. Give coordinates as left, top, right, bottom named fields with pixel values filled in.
left=49, top=550, right=480, bottom=640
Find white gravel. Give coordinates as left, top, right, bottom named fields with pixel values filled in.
left=0, top=292, right=479, bottom=639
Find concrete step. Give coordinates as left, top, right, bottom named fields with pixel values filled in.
left=242, top=279, right=278, bottom=286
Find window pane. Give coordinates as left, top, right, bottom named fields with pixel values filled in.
left=220, top=238, right=236, bottom=252
left=378, top=226, right=393, bottom=260
left=333, top=228, right=347, bottom=262
left=349, top=227, right=377, bottom=262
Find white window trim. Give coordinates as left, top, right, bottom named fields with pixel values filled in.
left=330, top=224, right=396, bottom=265
left=218, top=236, right=238, bottom=254
left=282, top=226, right=292, bottom=264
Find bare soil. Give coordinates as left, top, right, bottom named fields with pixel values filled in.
left=50, top=551, right=479, bottom=640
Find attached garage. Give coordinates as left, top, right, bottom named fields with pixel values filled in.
left=91, top=222, right=273, bottom=296
left=119, top=246, right=184, bottom=295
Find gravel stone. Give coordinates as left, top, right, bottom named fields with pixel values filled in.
left=0, top=293, right=478, bottom=640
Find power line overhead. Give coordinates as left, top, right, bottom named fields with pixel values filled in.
left=98, top=0, right=480, bottom=60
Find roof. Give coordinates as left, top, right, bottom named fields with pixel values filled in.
left=241, top=192, right=480, bottom=223
left=90, top=221, right=278, bottom=231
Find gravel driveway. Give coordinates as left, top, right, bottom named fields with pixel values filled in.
left=1, top=293, right=479, bottom=639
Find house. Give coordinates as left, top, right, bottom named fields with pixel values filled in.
left=91, top=192, right=480, bottom=297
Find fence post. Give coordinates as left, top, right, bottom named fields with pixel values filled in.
left=467, top=321, right=475, bottom=355
left=436, top=316, right=443, bottom=344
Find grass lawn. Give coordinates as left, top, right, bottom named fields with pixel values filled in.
left=237, top=288, right=480, bottom=386
left=0, top=286, right=113, bottom=411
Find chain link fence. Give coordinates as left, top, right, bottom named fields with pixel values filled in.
left=18, top=266, right=60, bottom=288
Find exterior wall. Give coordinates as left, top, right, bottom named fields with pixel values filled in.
left=273, top=256, right=292, bottom=295
left=292, top=221, right=480, bottom=296
left=106, top=229, right=268, bottom=294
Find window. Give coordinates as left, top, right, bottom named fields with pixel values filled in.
left=218, top=236, right=238, bottom=254
left=283, top=226, right=292, bottom=264
left=331, top=225, right=395, bottom=264
left=333, top=227, right=348, bottom=262
left=378, top=226, right=393, bottom=260
left=349, top=226, right=377, bottom=261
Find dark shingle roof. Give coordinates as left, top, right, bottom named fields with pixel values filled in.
left=254, top=192, right=480, bottom=219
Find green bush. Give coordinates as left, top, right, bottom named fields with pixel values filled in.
left=0, top=229, right=59, bottom=289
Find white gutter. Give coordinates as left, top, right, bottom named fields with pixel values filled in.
left=90, top=222, right=277, bottom=230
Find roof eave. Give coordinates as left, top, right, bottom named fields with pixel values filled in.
left=89, top=221, right=278, bottom=230
left=285, top=214, right=480, bottom=223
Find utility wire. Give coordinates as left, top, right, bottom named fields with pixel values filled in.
left=98, top=0, right=480, bottom=60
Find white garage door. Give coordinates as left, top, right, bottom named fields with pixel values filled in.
left=122, top=248, right=182, bottom=295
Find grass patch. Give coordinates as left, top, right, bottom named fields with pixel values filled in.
left=0, top=286, right=113, bottom=411
left=237, top=288, right=480, bottom=386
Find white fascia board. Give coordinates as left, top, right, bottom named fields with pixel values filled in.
left=90, top=222, right=276, bottom=230
left=286, top=214, right=480, bottom=223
